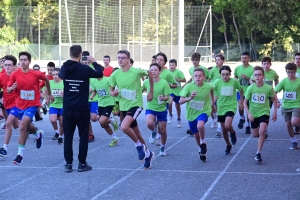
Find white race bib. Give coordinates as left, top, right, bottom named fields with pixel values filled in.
left=189, top=100, right=204, bottom=110
left=251, top=93, right=266, bottom=104
left=97, top=89, right=107, bottom=97
left=121, top=89, right=136, bottom=101
left=284, top=91, right=296, bottom=100
left=221, top=86, right=233, bottom=96
left=20, top=90, right=35, bottom=100
left=157, top=95, right=164, bottom=105
left=51, top=89, right=62, bottom=98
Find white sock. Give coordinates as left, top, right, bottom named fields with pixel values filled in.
left=200, top=139, right=206, bottom=144
left=54, top=129, right=58, bottom=133
left=240, top=115, right=245, bottom=120
left=3, top=144, right=8, bottom=151
left=59, top=135, right=64, bottom=138
left=217, top=122, right=221, bottom=128
left=135, top=140, right=142, bottom=147
left=145, top=148, right=150, bottom=158
left=291, top=137, right=297, bottom=143
left=247, top=122, right=250, bottom=127
left=18, top=146, right=25, bottom=157
left=198, top=145, right=201, bottom=152
left=111, top=133, right=118, bottom=140
left=256, top=150, right=261, bottom=154
left=156, top=133, right=161, bottom=139
left=33, top=131, right=40, bottom=139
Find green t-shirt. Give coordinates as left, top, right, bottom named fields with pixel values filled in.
left=234, top=65, right=253, bottom=92
left=296, top=68, right=300, bottom=78
left=245, top=83, right=273, bottom=118
left=89, top=64, right=98, bottom=102
left=110, top=67, right=147, bottom=111
left=179, top=82, right=213, bottom=121
left=169, top=69, right=185, bottom=96
left=274, top=77, right=300, bottom=109
left=159, top=69, right=176, bottom=103
left=49, top=80, right=64, bottom=108
left=213, top=78, right=241, bottom=115
left=251, top=69, right=279, bottom=87
left=90, top=77, right=115, bottom=107
left=143, top=78, right=170, bottom=112
left=189, top=65, right=209, bottom=79
left=209, top=66, right=221, bottom=83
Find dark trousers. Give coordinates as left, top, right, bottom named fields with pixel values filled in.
left=63, top=110, right=90, bottom=164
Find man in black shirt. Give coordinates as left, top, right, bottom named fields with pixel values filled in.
left=59, top=45, right=103, bottom=172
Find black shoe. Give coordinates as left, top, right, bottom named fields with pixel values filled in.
left=186, top=129, right=193, bottom=135
left=35, top=130, right=43, bottom=149
left=199, top=143, right=207, bottom=162
left=245, top=126, right=251, bottom=134
left=52, top=133, right=59, bottom=140
left=230, top=132, right=237, bottom=145
left=88, top=135, right=95, bottom=143
left=65, top=164, right=73, bottom=172
left=42, top=106, right=47, bottom=115
left=0, top=147, right=7, bottom=158
left=35, top=116, right=43, bottom=122
left=58, top=137, right=63, bottom=144
left=238, top=119, right=245, bottom=129
left=224, top=146, right=232, bottom=155
left=78, top=163, right=92, bottom=172
left=255, top=153, right=262, bottom=162
left=13, top=155, right=23, bottom=165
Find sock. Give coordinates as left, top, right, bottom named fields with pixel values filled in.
left=111, top=133, right=118, bottom=140
left=135, top=140, right=142, bottom=147
left=156, top=133, right=161, bottom=139
left=33, top=131, right=40, bottom=139
left=160, top=144, right=165, bottom=148
left=240, top=115, right=245, bottom=120
left=145, top=148, right=150, bottom=158
left=54, top=129, right=58, bottom=133
left=198, top=145, right=201, bottom=152
left=217, top=122, right=221, bottom=128
left=247, top=122, right=250, bottom=127
left=256, top=150, right=261, bottom=154
left=18, top=144, right=25, bottom=157
left=3, top=144, right=8, bottom=151
left=200, top=139, right=206, bottom=144
left=59, top=135, right=64, bottom=138
left=291, top=137, right=297, bottom=143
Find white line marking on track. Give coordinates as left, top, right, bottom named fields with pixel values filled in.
left=200, top=135, right=252, bottom=200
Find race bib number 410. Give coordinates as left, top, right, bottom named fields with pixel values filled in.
left=20, top=90, right=35, bottom=100
left=121, top=89, right=136, bottom=101
left=284, top=91, right=296, bottom=100
left=251, top=93, right=266, bottom=104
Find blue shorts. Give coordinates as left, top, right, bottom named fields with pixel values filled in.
left=6, top=106, right=19, bottom=118
left=188, top=113, right=209, bottom=134
left=89, top=102, right=98, bottom=114
left=18, top=106, right=38, bottom=120
left=145, top=109, right=167, bottom=122
left=236, top=92, right=240, bottom=101
left=49, top=107, right=63, bottom=117
left=170, top=93, right=180, bottom=104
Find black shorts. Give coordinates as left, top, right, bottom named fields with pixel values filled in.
left=251, top=115, right=270, bottom=129
left=0, top=91, right=3, bottom=99
left=121, top=107, right=143, bottom=128
left=98, top=105, right=114, bottom=118
left=217, top=111, right=235, bottom=123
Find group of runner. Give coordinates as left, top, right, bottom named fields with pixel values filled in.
left=0, top=50, right=300, bottom=171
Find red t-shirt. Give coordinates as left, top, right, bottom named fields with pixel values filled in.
left=0, top=72, right=17, bottom=109
left=8, top=69, right=47, bottom=110
left=103, top=66, right=114, bottom=77
left=40, top=74, right=53, bottom=88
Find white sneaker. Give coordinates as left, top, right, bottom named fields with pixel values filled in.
left=159, top=146, right=167, bottom=156
left=167, top=115, right=173, bottom=124
left=211, top=120, right=217, bottom=129
left=216, top=127, right=222, bottom=137
left=148, top=131, right=157, bottom=144
left=176, top=120, right=182, bottom=128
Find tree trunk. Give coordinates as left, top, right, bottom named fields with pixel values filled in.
left=222, top=11, right=229, bottom=60
left=232, top=11, right=242, bottom=54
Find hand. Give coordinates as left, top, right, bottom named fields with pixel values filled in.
left=88, top=56, right=96, bottom=63
left=147, top=91, right=153, bottom=102
left=11, top=82, right=17, bottom=90
left=47, top=94, right=54, bottom=104
left=276, top=101, right=281, bottom=109
left=247, top=113, right=254, bottom=122
left=190, top=91, right=197, bottom=100
left=89, top=96, right=93, bottom=100
left=158, top=95, right=164, bottom=101
left=272, top=113, right=277, bottom=122
left=110, top=89, right=119, bottom=97
left=241, top=74, right=248, bottom=79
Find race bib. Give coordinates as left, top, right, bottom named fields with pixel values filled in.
left=176, top=81, right=181, bottom=87
left=97, top=89, right=107, bottom=97
left=221, top=86, right=233, bottom=96
left=51, top=89, right=62, bottom=98
left=189, top=100, right=204, bottom=110
left=20, top=90, right=35, bottom=100
left=121, top=89, right=136, bottom=101
left=284, top=91, right=296, bottom=100
left=252, top=94, right=266, bottom=104
left=157, top=95, right=164, bottom=105
left=240, top=78, right=250, bottom=86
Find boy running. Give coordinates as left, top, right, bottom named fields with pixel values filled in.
left=110, top=50, right=154, bottom=169
left=244, top=66, right=277, bottom=162
left=179, top=68, right=214, bottom=162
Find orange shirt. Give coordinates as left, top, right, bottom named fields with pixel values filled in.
left=0, top=72, right=17, bottom=109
